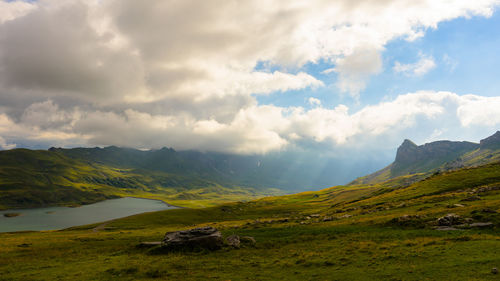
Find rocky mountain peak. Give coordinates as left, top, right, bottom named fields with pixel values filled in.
left=480, top=131, right=500, bottom=150
left=394, top=139, right=418, bottom=164
left=394, top=139, right=478, bottom=167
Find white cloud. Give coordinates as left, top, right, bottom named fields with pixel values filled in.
left=1, top=0, right=497, bottom=106
left=1, top=0, right=499, bottom=153
left=3, top=91, right=500, bottom=154
left=333, top=47, right=383, bottom=98
left=394, top=54, right=437, bottom=76
left=0, top=0, right=35, bottom=23
left=456, top=95, right=500, bottom=127
left=308, top=97, right=322, bottom=107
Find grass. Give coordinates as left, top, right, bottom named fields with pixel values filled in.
left=1, top=162, right=500, bottom=280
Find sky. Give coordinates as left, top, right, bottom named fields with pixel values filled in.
left=1, top=0, right=500, bottom=158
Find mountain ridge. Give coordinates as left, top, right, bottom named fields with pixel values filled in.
left=350, top=131, right=500, bottom=185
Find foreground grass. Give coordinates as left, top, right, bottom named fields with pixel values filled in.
left=1, top=163, right=499, bottom=280
left=1, top=221, right=498, bottom=280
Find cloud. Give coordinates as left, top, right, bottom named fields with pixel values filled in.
left=0, top=0, right=35, bottom=23
left=2, top=91, right=500, bottom=154
left=1, top=0, right=497, bottom=106
left=394, top=54, right=437, bottom=76
left=456, top=95, right=500, bottom=127
left=0, top=0, right=499, bottom=153
left=0, top=136, right=15, bottom=150
left=333, top=48, right=383, bottom=98
left=308, top=97, right=322, bottom=107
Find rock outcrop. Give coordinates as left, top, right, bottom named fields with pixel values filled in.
left=391, top=139, right=478, bottom=176
left=480, top=131, right=500, bottom=150
left=226, top=235, right=241, bottom=248
left=162, top=227, right=223, bottom=250
left=437, top=213, right=462, bottom=226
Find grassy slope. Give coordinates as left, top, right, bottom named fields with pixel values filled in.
left=0, top=162, right=499, bottom=280
left=0, top=149, right=281, bottom=210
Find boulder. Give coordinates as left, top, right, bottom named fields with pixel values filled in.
left=226, top=235, right=240, bottom=248
left=437, top=213, right=461, bottom=226
left=492, top=268, right=498, bottom=274
left=240, top=236, right=256, bottom=246
left=162, top=227, right=223, bottom=251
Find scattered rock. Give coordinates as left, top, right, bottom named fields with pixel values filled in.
left=240, top=236, right=256, bottom=246
left=390, top=214, right=425, bottom=227
left=435, top=226, right=459, bottom=231
left=310, top=214, right=320, bottom=218
left=464, top=218, right=474, bottom=224
left=437, top=213, right=462, bottom=226
left=322, top=216, right=334, bottom=222
left=461, top=196, right=481, bottom=202
left=226, top=235, right=240, bottom=248
left=492, top=268, right=498, bottom=274
left=474, top=185, right=500, bottom=194
left=482, top=208, right=497, bottom=214
left=453, top=204, right=465, bottom=208
left=137, top=242, right=162, bottom=248
left=339, top=214, right=352, bottom=219
left=162, top=227, right=223, bottom=251
left=468, top=222, right=494, bottom=228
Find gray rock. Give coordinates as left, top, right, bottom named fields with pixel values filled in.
left=162, top=227, right=223, bottom=250
left=492, top=268, right=498, bottom=274
left=437, top=213, right=461, bottom=226
left=323, top=216, right=334, bottom=222
left=435, top=226, right=459, bottom=231
left=226, top=234, right=240, bottom=248
left=468, top=222, right=494, bottom=228
left=240, top=236, right=256, bottom=246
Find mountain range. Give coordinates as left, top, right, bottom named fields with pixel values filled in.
left=0, top=131, right=499, bottom=209
left=350, top=131, right=500, bottom=185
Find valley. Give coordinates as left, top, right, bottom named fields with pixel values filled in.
left=1, top=134, right=499, bottom=280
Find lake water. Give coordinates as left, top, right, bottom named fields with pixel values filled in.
left=0, top=197, right=176, bottom=233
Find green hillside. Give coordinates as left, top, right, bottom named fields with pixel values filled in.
left=0, top=149, right=281, bottom=210
left=1, top=160, right=499, bottom=280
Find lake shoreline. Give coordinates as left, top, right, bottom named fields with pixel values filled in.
left=0, top=196, right=183, bottom=212
left=0, top=197, right=177, bottom=233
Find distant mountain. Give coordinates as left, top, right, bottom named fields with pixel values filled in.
left=49, top=146, right=379, bottom=191
left=0, top=148, right=280, bottom=210
left=350, top=131, right=500, bottom=185
left=0, top=144, right=383, bottom=209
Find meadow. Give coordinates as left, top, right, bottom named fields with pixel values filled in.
left=1, top=163, right=499, bottom=280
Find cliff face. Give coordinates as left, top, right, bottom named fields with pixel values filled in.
left=391, top=139, right=479, bottom=176
left=480, top=131, right=500, bottom=150
left=394, top=140, right=479, bottom=167
left=350, top=131, right=500, bottom=186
